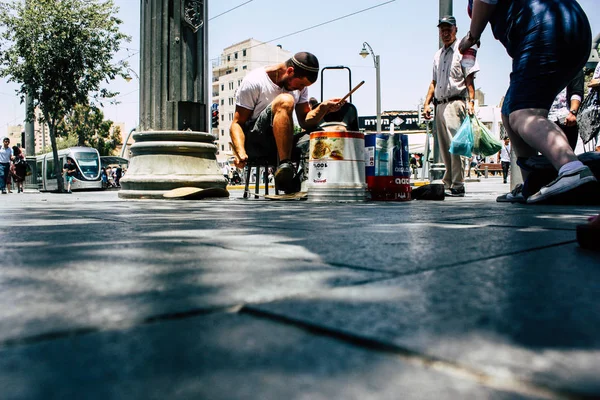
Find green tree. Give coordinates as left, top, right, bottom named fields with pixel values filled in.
left=0, top=0, right=129, bottom=192
left=57, top=104, right=122, bottom=156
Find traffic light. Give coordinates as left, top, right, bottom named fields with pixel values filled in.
left=211, top=109, right=219, bottom=128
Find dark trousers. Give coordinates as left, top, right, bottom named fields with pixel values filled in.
left=0, top=163, right=9, bottom=190
left=501, top=161, right=510, bottom=183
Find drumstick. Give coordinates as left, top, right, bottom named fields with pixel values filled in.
left=339, top=80, right=365, bottom=102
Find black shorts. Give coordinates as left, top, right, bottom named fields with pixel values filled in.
left=499, top=0, right=591, bottom=115
left=243, top=104, right=277, bottom=159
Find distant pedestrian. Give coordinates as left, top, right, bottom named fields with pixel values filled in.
left=62, top=158, right=77, bottom=193
left=10, top=146, right=27, bottom=193
left=497, top=138, right=511, bottom=184
left=423, top=15, right=479, bottom=197
left=115, top=165, right=123, bottom=187
left=462, top=0, right=597, bottom=203
left=0, top=137, right=14, bottom=194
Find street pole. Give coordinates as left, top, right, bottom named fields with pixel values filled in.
left=360, top=42, right=382, bottom=133
left=25, top=91, right=35, bottom=156
left=375, top=54, right=382, bottom=134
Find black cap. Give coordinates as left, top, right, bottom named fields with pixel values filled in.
left=290, top=52, right=320, bottom=82
left=437, top=15, right=456, bottom=27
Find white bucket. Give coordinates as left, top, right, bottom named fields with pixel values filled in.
left=307, top=131, right=366, bottom=202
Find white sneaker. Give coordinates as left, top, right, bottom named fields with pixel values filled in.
left=527, top=166, right=597, bottom=203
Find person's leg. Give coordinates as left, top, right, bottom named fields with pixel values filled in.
left=445, top=101, right=466, bottom=190
left=434, top=103, right=452, bottom=189
left=501, top=161, right=509, bottom=183
left=508, top=108, right=578, bottom=170
left=0, top=164, right=6, bottom=192
left=271, top=93, right=295, bottom=162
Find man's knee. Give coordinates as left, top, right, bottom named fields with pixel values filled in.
left=272, top=93, right=295, bottom=114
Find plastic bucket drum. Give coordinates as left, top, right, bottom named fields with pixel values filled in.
left=307, top=131, right=366, bottom=202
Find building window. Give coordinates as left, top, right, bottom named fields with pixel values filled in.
left=237, top=80, right=241, bottom=87
left=242, top=65, right=247, bottom=70
left=235, top=52, right=238, bottom=59
left=221, top=130, right=225, bottom=137
left=221, top=115, right=224, bottom=121
left=221, top=99, right=224, bottom=105
left=227, top=55, right=230, bottom=62
left=229, top=113, right=233, bottom=121
left=229, top=98, right=234, bottom=106
left=221, top=144, right=224, bottom=151
left=234, top=67, right=238, bottom=72
left=243, top=49, right=247, bottom=57
left=229, top=82, right=234, bottom=90
left=221, top=84, right=224, bottom=91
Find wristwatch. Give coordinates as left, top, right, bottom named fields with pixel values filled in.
left=570, top=109, right=578, bottom=116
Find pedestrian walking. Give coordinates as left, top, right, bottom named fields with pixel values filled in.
left=0, top=137, right=14, bottom=194
left=461, top=0, right=597, bottom=203
left=423, top=15, right=479, bottom=197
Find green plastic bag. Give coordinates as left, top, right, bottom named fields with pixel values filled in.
left=449, top=115, right=474, bottom=157
left=472, top=115, right=502, bottom=157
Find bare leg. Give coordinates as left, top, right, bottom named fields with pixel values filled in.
left=271, top=93, right=295, bottom=162
left=508, top=108, right=578, bottom=170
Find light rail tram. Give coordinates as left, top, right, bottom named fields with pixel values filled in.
left=35, top=147, right=103, bottom=191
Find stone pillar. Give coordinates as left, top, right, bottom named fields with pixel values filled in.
left=119, top=0, right=227, bottom=199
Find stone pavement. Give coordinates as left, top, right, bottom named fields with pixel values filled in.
left=0, top=177, right=599, bottom=400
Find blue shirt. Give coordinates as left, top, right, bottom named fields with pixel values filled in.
left=0, top=146, right=13, bottom=163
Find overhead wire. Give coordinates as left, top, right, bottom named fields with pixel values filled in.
left=209, top=0, right=254, bottom=21
left=209, top=0, right=396, bottom=62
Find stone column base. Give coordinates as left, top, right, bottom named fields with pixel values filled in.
left=119, top=130, right=228, bottom=199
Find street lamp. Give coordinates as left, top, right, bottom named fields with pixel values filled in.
left=124, top=68, right=139, bottom=82
left=359, top=42, right=381, bottom=134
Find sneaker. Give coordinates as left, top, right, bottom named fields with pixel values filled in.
left=445, top=186, right=465, bottom=197
left=527, top=166, right=597, bottom=204
left=1, top=190, right=6, bottom=194
left=274, top=160, right=295, bottom=192
left=496, top=183, right=526, bottom=203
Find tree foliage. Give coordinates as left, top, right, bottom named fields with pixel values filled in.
left=0, top=0, right=129, bottom=191
left=57, top=104, right=122, bottom=156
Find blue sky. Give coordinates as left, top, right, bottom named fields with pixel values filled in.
left=1, top=0, right=599, bottom=134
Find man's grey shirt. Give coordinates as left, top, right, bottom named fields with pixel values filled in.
left=432, top=39, right=480, bottom=101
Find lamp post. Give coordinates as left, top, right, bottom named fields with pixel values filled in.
left=359, top=42, right=381, bottom=134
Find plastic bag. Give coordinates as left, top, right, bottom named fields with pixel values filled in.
left=472, top=115, right=502, bottom=157
left=577, top=88, right=600, bottom=144
left=449, top=115, right=474, bottom=157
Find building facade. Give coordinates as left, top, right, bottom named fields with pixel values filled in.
left=212, top=38, right=291, bottom=161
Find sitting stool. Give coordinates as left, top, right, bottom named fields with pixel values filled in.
left=243, top=156, right=279, bottom=199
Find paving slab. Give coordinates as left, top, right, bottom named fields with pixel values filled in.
left=252, top=244, right=600, bottom=397
left=0, top=312, right=540, bottom=400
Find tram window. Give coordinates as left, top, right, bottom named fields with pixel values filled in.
left=74, top=152, right=100, bottom=178
left=36, top=160, right=43, bottom=185
left=46, top=158, right=56, bottom=179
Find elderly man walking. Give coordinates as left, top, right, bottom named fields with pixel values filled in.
left=0, top=137, right=14, bottom=194
left=423, top=16, right=479, bottom=197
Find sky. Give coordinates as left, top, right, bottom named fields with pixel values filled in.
left=1, top=0, right=599, bottom=135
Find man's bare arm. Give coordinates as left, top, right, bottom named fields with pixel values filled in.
left=230, top=106, right=253, bottom=169
left=423, top=80, right=436, bottom=119
left=297, top=98, right=345, bottom=130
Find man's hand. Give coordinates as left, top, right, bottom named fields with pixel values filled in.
left=321, top=98, right=345, bottom=114
left=467, top=101, right=475, bottom=116
left=422, top=104, right=433, bottom=120
left=230, top=142, right=248, bottom=169
left=458, top=34, right=479, bottom=54
left=564, top=112, right=577, bottom=127
left=588, top=79, right=600, bottom=88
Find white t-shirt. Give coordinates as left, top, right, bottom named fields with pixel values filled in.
left=500, top=143, right=511, bottom=162
left=236, top=67, right=309, bottom=120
